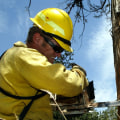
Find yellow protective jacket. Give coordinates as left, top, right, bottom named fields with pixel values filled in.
left=0, top=41, right=88, bottom=120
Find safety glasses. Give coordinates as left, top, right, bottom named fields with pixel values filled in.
left=42, top=34, right=64, bottom=53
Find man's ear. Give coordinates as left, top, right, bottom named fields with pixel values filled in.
left=33, top=33, right=41, bottom=44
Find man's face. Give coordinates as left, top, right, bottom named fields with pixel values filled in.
left=33, top=33, right=63, bottom=63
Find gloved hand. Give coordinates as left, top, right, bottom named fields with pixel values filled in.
left=71, top=63, right=89, bottom=88
left=71, top=63, right=87, bottom=76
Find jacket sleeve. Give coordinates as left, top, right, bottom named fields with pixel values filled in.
left=15, top=48, right=89, bottom=97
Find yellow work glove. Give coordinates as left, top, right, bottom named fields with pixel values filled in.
left=71, top=63, right=89, bottom=88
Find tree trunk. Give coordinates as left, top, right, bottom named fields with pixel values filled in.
left=111, top=0, right=120, bottom=119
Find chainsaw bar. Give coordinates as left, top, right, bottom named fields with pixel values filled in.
left=88, top=100, right=120, bottom=108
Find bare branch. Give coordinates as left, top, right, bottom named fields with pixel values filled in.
left=26, top=0, right=31, bottom=16
left=64, top=0, right=110, bottom=39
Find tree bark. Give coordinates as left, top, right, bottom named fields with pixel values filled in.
left=111, top=0, right=120, bottom=119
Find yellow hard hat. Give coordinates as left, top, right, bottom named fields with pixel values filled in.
left=30, top=8, right=73, bottom=52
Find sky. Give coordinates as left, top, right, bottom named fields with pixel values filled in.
left=0, top=0, right=116, bottom=111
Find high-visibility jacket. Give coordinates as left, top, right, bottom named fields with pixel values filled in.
left=0, top=41, right=88, bottom=120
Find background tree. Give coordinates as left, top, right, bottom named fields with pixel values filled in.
left=111, top=0, right=120, bottom=119
left=64, top=0, right=110, bottom=36
left=54, top=51, right=74, bottom=69
left=53, top=107, right=117, bottom=120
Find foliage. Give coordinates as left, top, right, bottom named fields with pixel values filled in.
left=99, top=107, right=118, bottom=120
left=53, top=107, right=118, bottom=120
left=54, top=51, right=74, bottom=69
left=53, top=111, right=65, bottom=120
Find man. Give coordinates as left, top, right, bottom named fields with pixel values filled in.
left=0, top=8, right=88, bottom=120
